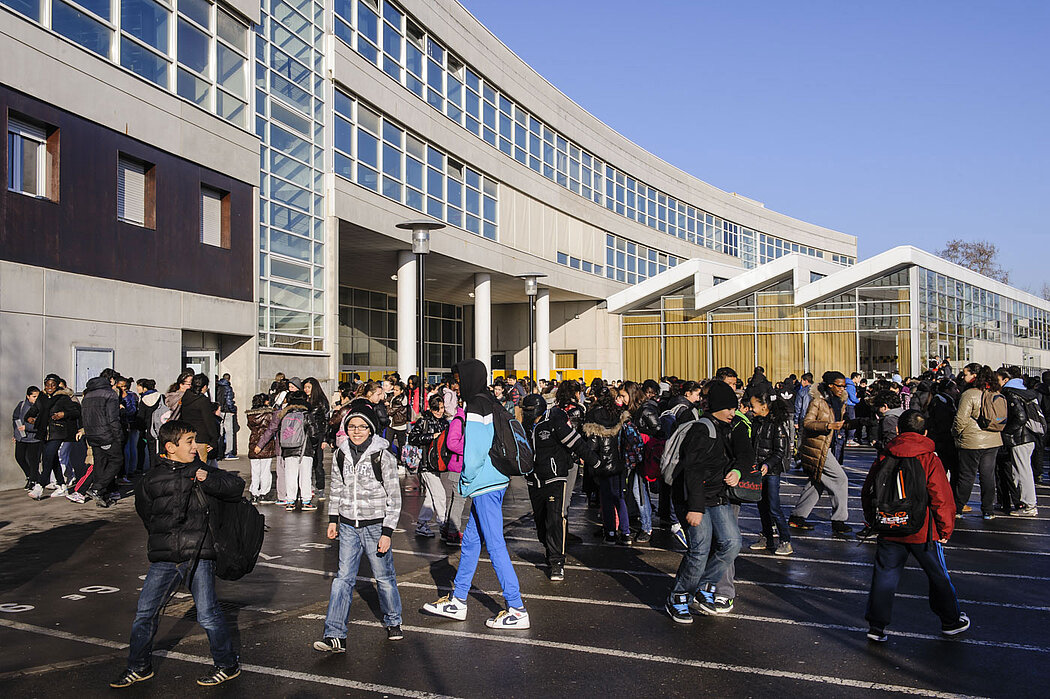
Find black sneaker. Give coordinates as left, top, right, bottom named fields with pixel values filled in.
left=634, top=531, right=652, bottom=545
left=313, top=637, right=346, bottom=653
left=603, top=532, right=617, bottom=545
left=942, top=612, right=970, bottom=636
left=109, top=667, right=154, bottom=688
left=788, top=515, right=814, bottom=530
left=549, top=561, right=565, bottom=582
left=197, top=666, right=240, bottom=686
left=616, top=532, right=632, bottom=546
left=386, top=625, right=404, bottom=641
left=866, top=627, right=888, bottom=642
left=831, top=521, right=854, bottom=538
left=665, top=593, right=693, bottom=624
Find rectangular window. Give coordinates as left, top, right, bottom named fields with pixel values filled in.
left=117, top=155, right=155, bottom=227
left=7, top=116, right=57, bottom=199
left=200, top=185, right=228, bottom=248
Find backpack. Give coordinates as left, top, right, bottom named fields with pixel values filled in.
left=977, top=391, right=1008, bottom=432
left=435, top=415, right=464, bottom=472
left=1021, top=395, right=1046, bottom=436
left=489, top=400, right=535, bottom=478
left=727, top=411, right=763, bottom=502
left=866, top=454, right=929, bottom=537
left=280, top=410, right=308, bottom=449
left=620, top=420, right=646, bottom=471
left=659, top=404, right=696, bottom=440
left=193, top=488, right=266, bottom=582
left=339, top=450, right=386, bottom=483
left=151, top=399, right=180, bottom=439
left=660, top=416, right=716, bottom=485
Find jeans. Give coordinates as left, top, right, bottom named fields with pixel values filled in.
left=127, top=560, right=237, bottom=672
left=952, top=447, right=999, bottom=514
left=38, top=440, right=64, bottom=487
left=59, top=441, right=74, bottom=482
left=599, top=473, right=630, bottom=536
left=865, top=539, right=960, bottom=631
left=670, top=503, right=742, bottom=597
left=249, top=458, right=273, bottom=497
left=793, top=449, right=850, bottom=522
left=845, top=404, right=857, bottom=442
left=14, top=441, right=41, bottom=481
left=528, top=480, right=567, bottom=565
left=123, top=430, right=140, bottom=475
left=323, top=522, right=402, bottom=638
left=453, top=489, right=523, bottom=608
left=629, top=470, right=653, bottom=534
left=758, top=474, right=791, bottom=543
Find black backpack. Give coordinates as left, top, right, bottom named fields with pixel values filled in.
left=866, top=455, right=929, bottom=537
left=489, top=399, right=535, bottom=478
left=193, top=489, right=266, bottom=581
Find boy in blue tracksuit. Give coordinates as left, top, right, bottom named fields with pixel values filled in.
left=423, top=358, right=529, bottom=629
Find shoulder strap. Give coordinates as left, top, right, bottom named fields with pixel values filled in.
left=187, top=485, right=209, bottom=587
left=371, top=450, right=384, bottom=483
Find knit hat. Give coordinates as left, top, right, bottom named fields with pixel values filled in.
left=288, top=376, right=303, bottom=390
left=706, top=380, right=738, bottom=413
left=344, top=398, right=378, bottom=434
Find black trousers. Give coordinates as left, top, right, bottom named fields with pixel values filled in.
left=952, top=447, right=998, bottom=514
left=15, top=441, right=41, bottom=481
left=90, top=443, right=124, bottom=495
left=312, top=442, right=325, bottom=491
left=528, top=480, right=568, bottom=566
left=995, top=448, right=1021, bottom=511
left=1031, top=433, right=1045, bottom=481
left=38, top=440, right=65, bottom=487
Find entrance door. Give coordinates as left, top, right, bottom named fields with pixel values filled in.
left=183, top=351, right=218, bottom=381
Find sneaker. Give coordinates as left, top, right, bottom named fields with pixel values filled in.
left=66, top=491, right=86, bottom=504
left=275, top=500, right=291, bottom=507
left=285, top=502, right=298, bottom=511
left=422, top=594, right=467, bottom=620
left=847, top=440, right=860, bottom=447
left=603, top=532, right=617, bottom=545
left=749, top=536, right=769, bottom=551
left=386, top=625, right=404, bottom=641
left=982, top=513, right=995, bottom=521
left=616, top=532, right=632, bottom=546
left=312, top=637, right=345, bottom=653
left=259, top=494, right=277, bottom=504
left=118, top=477, right=133, bottom=486
left=962, top=505, right=973, bottom=513
left=549, top=562, right=565, bottom=582
left=665, top=593, right=693, bottom=624
left=831, top=521, right=854, bottom=538
left=49, top=484, right=68, bottom=498
left=444, top=530, right=462, bottom=547
left=415, top=522, right=435, bottom=538
left=689, top=584, right=719, bottom=616
left=45, top=482, right=58, bottom=490
left=196, top=666, right=240, bottom=686
left=27, top=484, right=44, bottom=500
left=316, top=493, right=326, bottom=501
left=1010, top=506, right=1038, bottom=517
left=789, top=515, right=815, bottom=530
left=866, top=627, right=888, bottom=643
left=942, top=612, right=970, bottom=636
left=109, top=667, right=154, bottom=688
left=89, top=489, right=111, bottom=508
left=301, top=501, right=318, bottom=511
left=670, top=522, right=687, bottom=548
left=485, top=607, right=530, bottom=629
left=774, top=541, right=794, bottom=556
left=712, top=595, right=735, bottom=614
left=634, top=530, right=652, bottom=545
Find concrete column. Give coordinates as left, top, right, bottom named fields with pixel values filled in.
left=397, top=251, right=417, bottom=380
left=474, top=273, right=492, bottom=381
left=536, top=288, right=551, bottom=382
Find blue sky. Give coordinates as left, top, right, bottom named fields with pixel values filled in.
left=459, top=0, right=1050, bottom=290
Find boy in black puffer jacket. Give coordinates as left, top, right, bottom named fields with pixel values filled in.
left=110, top=420, right=244, bottom=690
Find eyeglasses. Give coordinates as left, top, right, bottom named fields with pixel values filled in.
left=832, top=383, right=847, bottom=388
left=346, top=424, right=370, bottom=432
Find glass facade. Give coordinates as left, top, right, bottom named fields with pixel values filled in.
left=6, top=0, right=249, bottom=127
left=332, top=0, right=853, bottom=272
left=256, top=0, right=326, bottom=351
left=605, top=233, right=680, bottom=284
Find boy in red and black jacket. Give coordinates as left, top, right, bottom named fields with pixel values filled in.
left=861, top=409, right=969, bottom=642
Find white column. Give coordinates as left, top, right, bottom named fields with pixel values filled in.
left=474, top=273, right=492, bottom=381
left=397, top=251, right=417, bottom=380
left=536, top=287, right=551, bottom=382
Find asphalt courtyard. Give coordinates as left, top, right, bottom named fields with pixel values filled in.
left=1, top=448, right=1048, bottom=698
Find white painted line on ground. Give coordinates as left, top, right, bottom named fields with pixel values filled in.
left=349, top=620, right=990, bottom=698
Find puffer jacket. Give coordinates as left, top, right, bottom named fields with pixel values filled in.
left=26, top=388, right=81, bottom=442
left=246, top=407, right=276, bottom=459
left=134, top=457, right=244, bottom=563
left=752, top=414, right=790, bottom=475
left=180, top=390, right=220, bottom=451
left=389, top=393, right=409, bottom=429
left=952, top=387, right=1004, bottom=451
left=258, top=405, right=314, bottom=457
left=582, top=407, right=630, bottom=478
left=330, top=435, right=401, bottom=536
left=307, top=397, right=330, bottom=449
left=634, top=399, right=663, bottom=439
left=798, top=383, right=839, bottom=483
left=81, top=376, right=123, bottom=447
left=530, top=403, right=598, bottom=487
left=1002, top=381, right=1040, bottom=448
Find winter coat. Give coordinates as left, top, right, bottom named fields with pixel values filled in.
left=26, top=388, right=81, bottom=442
left=675, top=415, right=732, bottom=514
left=530, top=403, right=598, bottom=487
left=446, top=406, right=466, bottom=473
left=215, top=378, right=236, bottom=413
left=1001, top=381, right=1040, bottom=448
left=134, top=457, right=244, bottom=563
left=634, top=399, right=664, bottom=439
left=307, top=397, right=330, bottom=449
left=13, top=399, right=40, bottom=443
left=862, top=432, right=955, bottom=544
left=389, top=393, right=409, bottom=429
left=407, top=411, right=448, bottom=473
left=258, top=405, right=314, bottom=457
left=454, top=359, right=510, bottom=498
left=134, top=391, right=164, bottom=433
left=180, top=390, right=220, bottom=452
left=246, top=408, right=276, bottom=459
left=330, top=435, right=401, bottom=536
left=926, top=393, right=957, bottom=452
left=582, top=408, right=630, bottom=478
left=729, top=410, right=756, bottom=476
left=752, top=414, right=790, bottom=476
left=81, top=377, right=123, bottom=447
left=952, top=387, right=1004, bottom=451
left=374, top=399, right=391, bottom=432
left=793, top=385, right=813, bottom=426
left=874, top=407, right=905, bottom=454
left=798, top=383, right=840, bottom=483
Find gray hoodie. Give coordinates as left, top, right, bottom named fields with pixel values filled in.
left=330, top=435, right=401, bottom=536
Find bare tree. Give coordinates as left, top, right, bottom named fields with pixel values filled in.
left=937, top=239, right=1010, bottom=284
left=1041, top=283, right=1050, bottom=302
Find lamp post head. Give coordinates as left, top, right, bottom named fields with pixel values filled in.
left=397, top=219, right=445, bottom=255
left=518, top=273, right=547, bottom=297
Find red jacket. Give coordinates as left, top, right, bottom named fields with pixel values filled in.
left=862, top=431, right=956, bottom=544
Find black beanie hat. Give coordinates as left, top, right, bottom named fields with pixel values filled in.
left=706, top=380, right=739, bottom=413
left=344, top=398, right=379, bottom=435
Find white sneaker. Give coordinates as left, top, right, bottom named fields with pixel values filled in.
left=45, top=482, right=58, bottom=490
left=28, top=484, right=44, bottom=500
left=422, top=594, right=468, bottom=621
left=485, top=607, right=530, bottom=630
left=50, top=485, right=68, bottom=498
left=66, top=491, right=86, bottom=504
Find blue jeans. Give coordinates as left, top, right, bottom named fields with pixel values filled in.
left=124, top=430, right=140, bottom=474
left=865, top=539, right=960, bottom=630
left=127, top=560, right=236, bottom=671
left=323, top=522, right=402, bottom=637
left=629, top=470, right=653, bottom=534
left=670, top=503, right=742, bottom=597
left=453, top=489, right=523, bottom=608
left=758, top=474, right=791, bottom=544
left=845, top=404, right=857, bottom=442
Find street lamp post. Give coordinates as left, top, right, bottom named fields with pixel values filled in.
left=397, top=219, right=444, bottom=406
left=518, top=274, right=547, bottom=386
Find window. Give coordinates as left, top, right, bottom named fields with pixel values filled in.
left=117, top=155, right=149, bottom=226
left=200, top=185, right=229, bottom=248
left=8, top=116, right=56, bottom=199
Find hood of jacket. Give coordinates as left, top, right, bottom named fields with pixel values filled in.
left=886, top=431, right=935, bottom=458
left=245, top=407, right=273, bottom=418
left=165, top=390, right=185, bottom=409
left=582, top=409, right=630, bottom=437
left=456, top=359, right=487, bottom=402
left=140, top=391, right=162, bottom=408
left=84, top=376, right=112, bottom=393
